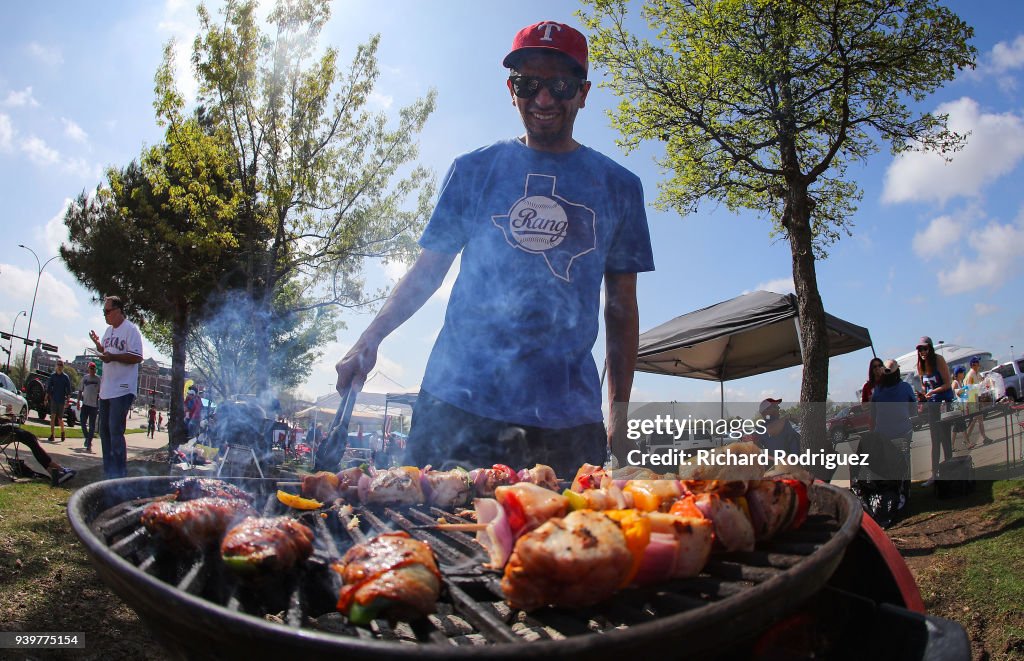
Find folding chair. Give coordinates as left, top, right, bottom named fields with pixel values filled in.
left=0, top=422, right=49, bottom=481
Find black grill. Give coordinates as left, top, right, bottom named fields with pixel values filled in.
left=68, top=477, right=861, bottom=660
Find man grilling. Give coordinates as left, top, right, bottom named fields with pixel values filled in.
left=335, top=21, right=654, bottom=477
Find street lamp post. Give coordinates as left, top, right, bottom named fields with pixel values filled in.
left=6, top=310, right=26, bottom=373
left=18, top=244, right=59, bottom=386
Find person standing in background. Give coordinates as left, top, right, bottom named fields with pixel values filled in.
left=89, top=296, right=144, bottom=479
left=915, top=336, right=954, bottom=487
left=147, top=404, right=157, bottom=438
left=962, top=355, right=993, bottom=447
left=44, top=360, right=72, bottom=443
left=862, top=357, right=885, bottom=403
left=79, top=361, right=101, bottom=453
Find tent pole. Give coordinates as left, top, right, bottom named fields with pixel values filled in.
left=793, top=317, right=805, bottom=361
left=720, top=380, right=724, bottom=420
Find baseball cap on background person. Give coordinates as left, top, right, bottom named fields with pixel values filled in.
left=883, top=359, right=902, bottom=376
left=969, top=355, right=981, bottom=365
left=759, top=398, right=782, bottom=416
left=503, top=21, right=589, bottom=76
left=916, top=336, right=933, bottom=349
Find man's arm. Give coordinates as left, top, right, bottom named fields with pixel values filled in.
left=336, top=248, right=457, bottom=392
left=604, top=272, right=640, bottom=448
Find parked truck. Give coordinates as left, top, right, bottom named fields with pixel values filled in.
left=988, top=359, right=1024, bottom=402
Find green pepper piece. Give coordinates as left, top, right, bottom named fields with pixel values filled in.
left=563, top=488, right=587, bottom=511
left=222, top=555, right=259, bottom=573
left=347, top=598, right=395, bottom=625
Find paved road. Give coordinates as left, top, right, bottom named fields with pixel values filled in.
left=833, top=414, right=1021, bottom=483
left=14, top=412, right=173, bottom=477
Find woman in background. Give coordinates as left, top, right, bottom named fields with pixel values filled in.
left=863, top=358, right=885, bottom=403
left=915, top=337, right=954, bottom=487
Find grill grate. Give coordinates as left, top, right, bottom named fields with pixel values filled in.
left=71, top=477, right=861, bottom=659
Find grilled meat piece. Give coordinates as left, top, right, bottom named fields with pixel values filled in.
left=516, top=464, right=559, bottom=491
left=141, top=497, right=256, bottom=550
left=694, top=493, right=756, bottom=552
left=332, top=531, right=442, bottom=624
left=745, top=480, right=798, bottom=540
left=364, top=467, right=424, bottom=506
left=302, top=471, right=342, bottom=503
left=470, top=465, right=518, bottom=498
left=221, top=516, right=314, bottom=573
left=424, top=468, right=473, bottom=509
left=501, top=510, right=632, bottom=611
left=494, top=482, right=569, bottom=534
left=172, top=477, right=253, bottom=504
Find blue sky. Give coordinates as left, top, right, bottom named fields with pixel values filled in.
left=1, top=0, right=1022, bottom=408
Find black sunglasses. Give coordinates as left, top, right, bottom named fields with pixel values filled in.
left=509, top=75, right=585, bottom=100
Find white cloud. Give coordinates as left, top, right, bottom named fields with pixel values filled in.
left=3, top=87, right=40, bottom=108
left=16, top=135, right=101, bottom=180
left=20, top=135, right=60, bottom=166
left=369, top=91, right=394, bottom=110
left=0, top=264, right=80, bottom=324
left=747, top=277, right=795, bottom=295
left=937, top=216, right=1024, bottom=293
left=62, top=118, right=88, bottom=144
left=989, top=34, right=1024, bottom=73
left=0, top=113, right=12, bottom=151
left=882, top=97, right=1024, bottom=205
left=912, top=214, right=963, bottom=258
left=44, top=200, right=74, bottom=252
left=27, top=41, right=63, bottom=67
left=974, top=303, right=999, bottom=316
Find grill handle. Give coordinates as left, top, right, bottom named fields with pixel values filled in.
left=313, top=386, right=358, bottom=472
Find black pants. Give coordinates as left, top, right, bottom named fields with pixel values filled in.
left=926, top=401, right=953, bottom=476
left=1, top=424, right=53, bottom=472
left=405, top=391, right=606, bottom=478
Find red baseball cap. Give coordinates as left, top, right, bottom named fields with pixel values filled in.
left=503, top=21, right=588, bottom=75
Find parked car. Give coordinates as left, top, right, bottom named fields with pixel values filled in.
left=0, top=372, right=29, bottom=423
left=987, top=360, right=1024, bottom=402
left=826, top=403, right=872, bottom=446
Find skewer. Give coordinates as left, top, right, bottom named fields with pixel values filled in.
left=414, top=523, right=488, bottom=532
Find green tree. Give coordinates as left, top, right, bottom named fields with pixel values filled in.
left=181, top=0, right=437, bottom=379
left=580, top=0, right=975, bottom=460
left=61, top=69, right=244, bottom=446
left=184, top=286, right=338, bottom=402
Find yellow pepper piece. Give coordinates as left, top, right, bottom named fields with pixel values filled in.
left=277, top=489, right=323, bottom=510
left=604, top=510, right=651, bottom=586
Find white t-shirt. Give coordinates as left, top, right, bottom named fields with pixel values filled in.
left=99, top=319, right=144, bottom=400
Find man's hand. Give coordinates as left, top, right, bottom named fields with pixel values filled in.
left=335, top=339, right=378, bottom=394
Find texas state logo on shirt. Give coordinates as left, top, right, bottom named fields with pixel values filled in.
left=491, top=174, right=596, bottom=282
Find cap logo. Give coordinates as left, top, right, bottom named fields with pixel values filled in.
left=536, top=22, right=562, bottom=42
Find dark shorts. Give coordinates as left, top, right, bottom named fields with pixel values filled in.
left=49, top=400, right=65, bottom=417
left=404, top=390, right=606, bottom=478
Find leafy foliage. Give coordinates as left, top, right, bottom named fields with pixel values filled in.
left=187, top=0, right=437, bottom=310
left=579, top=0, right=975, bottom=460
left=580, top=0, right=974, bottom=255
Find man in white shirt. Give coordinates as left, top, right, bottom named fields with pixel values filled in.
left=88, top=296, right=144, bottom=478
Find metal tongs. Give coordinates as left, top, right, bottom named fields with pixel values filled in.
left=312, top=385, right=359, bottom=472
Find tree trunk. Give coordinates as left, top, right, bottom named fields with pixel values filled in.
left=168, top=300, right=190, bottom=449
left=787, top=192, right=832, bottom=478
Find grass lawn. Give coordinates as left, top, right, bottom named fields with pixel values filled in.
left=17, top=422, right=147, bottom=439
left=0, top=480, right=170, bottom=659
left=897, top=481, right=1024, bottom=659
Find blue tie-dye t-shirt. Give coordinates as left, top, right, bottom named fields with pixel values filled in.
left=418, top=138, right=654, bottom=428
